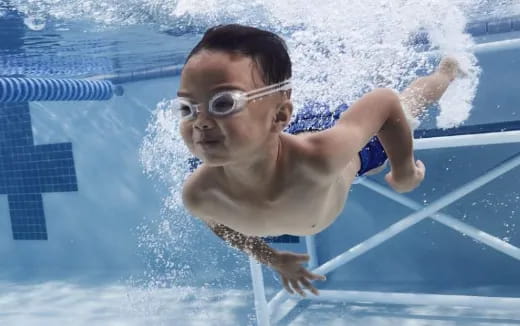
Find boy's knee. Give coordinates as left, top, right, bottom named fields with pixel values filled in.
left=395, top=92, right=420, bottom=131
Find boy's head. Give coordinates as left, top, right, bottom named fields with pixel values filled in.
left=178, top=24, right=293, bottom=166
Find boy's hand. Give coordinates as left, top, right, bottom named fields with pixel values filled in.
left=270, top=251, right=326, bottom=297
left=385, top=159, right=425, bottom=193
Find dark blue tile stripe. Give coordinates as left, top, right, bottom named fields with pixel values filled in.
left=8, top=193, right=47, bottom=240
left=415, top=120, right=520, bottom=138
left=0, top=102, right=79, bottom=240
left=264, top=235, right=300, bottom=244
left=466, top=15, right=520, bottom=37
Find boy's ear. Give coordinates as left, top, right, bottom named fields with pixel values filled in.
left=272, top=100, right=293, bottom=132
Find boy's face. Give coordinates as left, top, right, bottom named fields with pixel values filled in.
left=178, top=50, right=289, bottom=166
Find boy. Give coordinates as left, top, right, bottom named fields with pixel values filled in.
left=179, top=24, right=459, bottom=297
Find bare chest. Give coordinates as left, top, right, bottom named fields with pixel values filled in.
left=203, top=175, right=352, bottom=237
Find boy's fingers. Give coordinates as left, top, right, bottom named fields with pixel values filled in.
left=315, top=273, right=327, bottom=281
left=303, top=269, right=327, bottom=281
left=300, top=277, right=319, bottom=296
left=384, top=172, right=394, bottom=186
left=289, top=279, right=305, bottom=297
left=296, top=254, right=309, bottom=261
left=282, top=276, right=293, bottom=294
left=417, top=161, right=426, bottom=178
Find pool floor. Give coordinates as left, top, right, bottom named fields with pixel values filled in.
left=1, top=282, right=519, bottom=325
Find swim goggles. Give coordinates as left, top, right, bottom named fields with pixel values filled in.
left=174, top=79, right=292, bottom=120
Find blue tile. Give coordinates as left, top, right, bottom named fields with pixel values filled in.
left=513, top=16, right=520, bottom=31
left=263, top=235, right=300, bottom=244
left=487, top=18, right=512, bottom=34
left=1, top=103, right=78, bottom=240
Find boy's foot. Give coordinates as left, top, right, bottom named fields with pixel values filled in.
left=437, top=57, right=465, bottom=80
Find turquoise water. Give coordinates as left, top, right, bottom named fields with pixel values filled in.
left=1, top=1, right=520, bottom=325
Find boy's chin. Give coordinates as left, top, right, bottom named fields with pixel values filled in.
left=202, top=160, right=227, bottom=167
left=196, top=155, right=231, bottom=167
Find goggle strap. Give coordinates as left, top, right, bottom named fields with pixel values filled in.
left=245, top=80, right=292, bottom=101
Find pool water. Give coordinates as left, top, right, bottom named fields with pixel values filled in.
left=1, top=1, right=520, bottom=325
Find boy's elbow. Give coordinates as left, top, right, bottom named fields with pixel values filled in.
left=373, top=88, right=401, bottom=113
left=368, top=88, right=403, bottom=129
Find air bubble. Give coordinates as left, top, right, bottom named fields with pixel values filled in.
left=24, top=15, right=46, bottom=31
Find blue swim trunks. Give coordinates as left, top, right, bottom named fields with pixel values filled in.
left=187, top=102, right=388, bottom=176
left=284, top=102, right=388, bottom=177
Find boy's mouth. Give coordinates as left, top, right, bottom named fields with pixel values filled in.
left=196, top=137, right=222, bottom=146
left=194, top=132, right=224, bottom=148
left=198, top=140, right=219, bottom=144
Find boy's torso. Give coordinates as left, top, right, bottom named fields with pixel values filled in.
left=186, top=133, right=361, bottom=237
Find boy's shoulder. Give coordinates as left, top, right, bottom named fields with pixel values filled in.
left=280, top=133, right=344, bottom=180
left=182, top=166, right=217, bottom=209
left=183, top=163, right=217, bottom=189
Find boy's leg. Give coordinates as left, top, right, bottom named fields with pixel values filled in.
left=399, top=57, right=459, bottom=121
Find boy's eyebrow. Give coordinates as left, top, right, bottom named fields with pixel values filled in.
left=214, top=84, right=246, bottom=91
left=176, top=85, right=247, bottom=98
left=177, top=90, right=190, bottom=97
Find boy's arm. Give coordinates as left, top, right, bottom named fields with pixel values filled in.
left=205, top=221, right=279, bottom=267
left=182, top=176, right=327, bottom=296
left=181, top=178, right=279, bottom=266
left=205, top=220, right=327, bottom=297
left=306, top=88, right=416, bottom=181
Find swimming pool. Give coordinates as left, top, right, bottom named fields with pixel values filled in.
left=1, top=1, right=520, bottom=325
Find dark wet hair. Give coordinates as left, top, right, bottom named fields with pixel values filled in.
left=185, top=24, right=292, bottom=86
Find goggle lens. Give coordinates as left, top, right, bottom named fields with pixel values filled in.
left=174, top=98, right=196, bottom=119
left=210, top=92, right=237, bottom=115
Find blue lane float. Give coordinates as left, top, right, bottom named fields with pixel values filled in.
left=0, top=77, right=124, bottom=103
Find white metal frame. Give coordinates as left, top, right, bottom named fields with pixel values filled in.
left=249, top=128, right=520, bottom=326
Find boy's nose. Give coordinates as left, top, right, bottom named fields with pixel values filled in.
left=193, top=111, right=216, bottom=130
left=196, top=123, right=211, bottom=130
